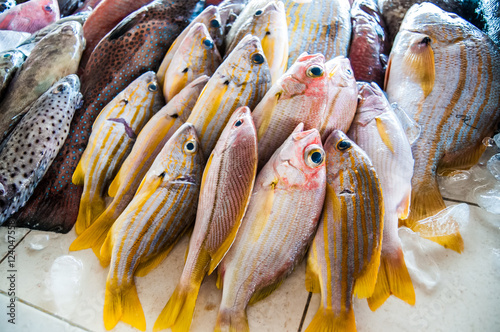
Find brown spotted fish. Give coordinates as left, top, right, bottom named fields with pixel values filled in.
left=0, top=75, right=81, bottom=225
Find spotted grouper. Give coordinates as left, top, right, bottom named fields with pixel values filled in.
left=8, top=0, right=203, bottom=233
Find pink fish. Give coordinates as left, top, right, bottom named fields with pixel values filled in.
left=0, top=0, right=60, bottom=33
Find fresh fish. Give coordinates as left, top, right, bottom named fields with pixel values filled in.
left=385, top=3, right=500, bottom=252
left=155, top=106, right=257, bottom=332
left=318, top=56, right=358, bottom=141
left=0, top=21, right=84, bottom=141
left=0, top=0, right=16, bottom=14
left=100, top=123, right=204, bottom=331
left=157, top=5, right=224, bottom=87
left=69, top=75, right=208, bottom=257
left=253, top=52, right=328, bottom=169
left=163, top=22, right=221, bottom=102
left=347, top=82, right=415, bottom=311
left=218, top=0, right=246, bottom=37
left=72, top=71, right=163, bottom=236
left=305, top=130, right=384, bottom=332
left=0, top=49, right=25, bottom=99
left=74, top=0, right=102, bottom=12
left=215, top=125, right=326, bottom=332
left=284, top=0, right=351, bottom=68
left=0, top=30, right=30, bottom=52
left=0, top=75, right=81, bottom=225
left=187, top=34, right=271, bottom=155
left=348, top=0, right=389, bottom=87
left=8, top=0, right=201, bottom=233
left=0, top=0, right=60, bottom=33
left=224, top=0, right=288, bottom=84
left=57, top=0, right=84, bottom=16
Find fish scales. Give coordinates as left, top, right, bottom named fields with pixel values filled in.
left=9, top=0, right=202, bottom=232
left=0, top=0, right=60, bottom=33
left=0, top=49, right=25, bottom=99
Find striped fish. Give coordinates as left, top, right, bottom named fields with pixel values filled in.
left=72, top=71, right=163, bottom=236
left=100, top=123, right=204, bottom=331
left=253, top=52, right=328, bottom=169
left=163, top=23, right=221, bottom=102
left=187, top=34, right=271, bottom=155
left=154, top=106, right=257, bottom=332
left=215, top=125, right=326, bottom=332
left=384, top=3, right=500, bottom=252
left=283, top=0, right=351, bottom=68
left=318, top=56, right=358, bottom=141
left=157, top=5, right=224, bottom=87
left=305, top=130, right=384, bottom=332
left=347, top=82, right=415, bottom=311
left=69, top=76, right=208, bottom=259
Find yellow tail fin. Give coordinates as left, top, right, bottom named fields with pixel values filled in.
left=353, top=241, right=381, bottom=299
left=367, top=248, right=415, bottom=311
left=214, top=307, right=249, bottom=332
left=72, top=159, right=85, bottom=186
left=304, top=306, right=356, bottom=332
left=107, top=169, right=122, bottom=198
left=103, top=283, right=146, bottom=331
left=74, top=192, right=106, bottom=235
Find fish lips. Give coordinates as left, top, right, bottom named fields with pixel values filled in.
left=170, top=175, right=198, bottom=186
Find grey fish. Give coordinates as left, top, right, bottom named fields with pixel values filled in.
left=0, top=49, right=25, bottom=99
left=0, top=74, right=82, bottom=225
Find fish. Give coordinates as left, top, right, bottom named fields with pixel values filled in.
left=0, top=0, right=60, bottom=33
left=347, top=82, right=415, bottom=311
left=72, top=71, right=163, bottom=236
left=224, top=0, right=288, bottom=84
left=0, top=21, right=84, bottom=142
left=348, top=0, right=389, bottom=87
left=163, top=22, right=221, bottom=102
left=318, top=56, right=358, bottom=141
left=0, top=30, right=30, bottom=52
left=0, top=75, right=82, bottom=225
left=304, top=130, right=384, bottom=332
left=215, top=125, right=326, bottom=332
left=8, top=0, right=202, bottom=233
left=154, top=106, right=257, bottom=332
left=157, top=5, right=224, bottom=87
left=100, top=123, right=204, bottom=331
left=283, top=0, right=351, bottom=68
left=252, top=52, right=328, bottom=169
left=74, top=0, right=102, bottom=12
left=58, top=0, right=85, bottom=17
left=69, top=75, right=208, bottom=257
left=384, top=3, right=500, bottom=252
left=187, top=34, right=271, bottom=155
left=0, top=49, right=25, bottom=100
left=0, top=0, right=16, bottom=14
left=218, top=0, right=247, bottom=37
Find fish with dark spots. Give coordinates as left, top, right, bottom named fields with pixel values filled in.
left=9, top=0, right=202, bottom=233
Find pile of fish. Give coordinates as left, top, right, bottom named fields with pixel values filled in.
left=0, top=0, right=499, bottom=331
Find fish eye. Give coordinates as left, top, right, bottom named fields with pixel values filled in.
left=306, top=65, right=324, bottom=78
left=210, top=19, right=220, bottom=28
left=184, top=139, right=197, bottom=154
left=234, top=119, right=243, bottom=127
left=4, top=68, right=9, bottom=73
left=336, top=139, right=351, bottom=151
left=3, top=53, right=11, bottom=58
left=148, top=82, right=158, bottom=92
left=44, top=5, right=52, bottom=12
left=345, top=68, right=353, bottom=76
left=420, top=37, right=431, bottom=45
left=53, top=84, right=67, bottom=94
left=202, top=38, right=214, bottom=50
left=255, top=9, right=263, bottom=16
left=304, top=146, right=325, bottom=167
left=251, top=53, right=264, bottom=64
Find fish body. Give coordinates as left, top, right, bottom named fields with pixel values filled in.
left=0, top=21, right=84, bottom=141
left=253, top=52, right=328, bottom=168
left=154, top=106, right=257, bottom=332
left=216, top=125, right=326, bottom=332
left=0, top=49, right=25, bottom=99
left=163, top=22, right=221, bottom=102
left=347, top=82, right=415, bottom=310
left=101, top=123, right=204, bottom=331
left=72, top=71, right=163, bottom=235
left=187, top=34, right=271, bottom=155
left=305, top=130, right=384, bottom=332
left=0, top=75, right=81, bottom=225
left=0, top=0, right=60, bottom=33
left=9, top=0, right=201, bottom=233
left=385, top=3, right=500, bottom=251
left=69, top=75, right=208, bottom=257
left=57, top=0, right=84, bottom=17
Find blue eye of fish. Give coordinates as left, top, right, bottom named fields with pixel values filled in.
left=346, top=68, right=352, bottom=76
left=311, top=151, right=323, bottom=164
left=210, top=19, right=220, bottom=28
left=44, top=5, right=52, bottom=12
left=148, top=82, right=158, bottom=92
left=251, top=53, right=264, bottom=64
left=255, top=9, right=263, bottom=16
left=305, top=147, right=325, bottom=167
left=337, top=140, right=351, bottom=151
left=3, top=53, right=11, bottom=58
left=234, top=120, right=243, bottom=127
left=307, top=65, right=324, bottom=78
left=203, top=38, right=214, bottom=49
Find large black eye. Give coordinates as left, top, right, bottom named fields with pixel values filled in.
left=336, top=140, right=351, bottom=151
left=306, top=65, right=324, bottom=78
left=184, top=140, right=197, bottom=154
left=251, top=53, right=264, bottom=64
left=53, top=84, right=67, bottom=94
left=202, top=38, right=214, bottom=50
left=304, top=145, right=325, bottom=168
left=234, top=119, right=243, bottom=127
left=210, top=19, right=220, bottom=28
left=44, top=5, right=52, bottom=12
left=255, top=9, right=263, bottom=16
left=148, top=82, right=158, bottom=92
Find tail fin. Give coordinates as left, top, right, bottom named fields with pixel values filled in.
left=74, top=192, right=106, bottom=235
left=103, top=283, right=146, bottom=331
left=304, top=306, right=356, bottom=332
left=367, top=248, right=415, bottom=311
left=214, top=307, right=249, bottom=332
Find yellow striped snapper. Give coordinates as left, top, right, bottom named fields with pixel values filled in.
left=224, top=1, right=288, bottom=84
left=253, top=52, right=328, bottom=168
left=157, top=5, right=223, bottom=87
left=154, top=106, right=257, bottom=332
left=187, top=34, right=271, bottom=155
left=72, top=71, right=163, bottom=235
left=347, top=82, right=415, bottom=310
left=283, top=0, right=351, bottom=68
left=69, top=76, right=208, bottom=259
left=384, top=3, right=500, bottom=252
left=305, top=130, right=384, bottom=332
left=215, top=125, right=326, bottom=332
left=100, top=123, right=204, bottom=331
left=318, top=56, right=358, bottom=141
left=163, top=22, right=221, bottom=102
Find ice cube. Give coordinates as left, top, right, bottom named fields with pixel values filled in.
left=487, top=153, right=500, bottom=181
left=494, top=133, right=500, bottom=148
left=28, top=234, right=50, bottom=250
left=474, top=183, right=500, bottom=215
left=46, top=255, right=83, bottom=317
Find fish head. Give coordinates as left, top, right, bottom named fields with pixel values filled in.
left=280, top=52, right=327, bottom=98
left=52, top=21, right=85, bottom=56
left=326, top=56, right=356, bottom=88
left=123, top=71, right=164, bottom=110
left=197, top=5, right=224, bottom=50
left=0, top=50, right=25, bottom=76
left=165, top=75, right=210, bottom=123
left=214, top=106, right=257, bottom=156
left=39, top=0, right=60, bottom=21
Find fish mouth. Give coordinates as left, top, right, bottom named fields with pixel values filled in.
left=170, top=175, right=197, bottom=185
